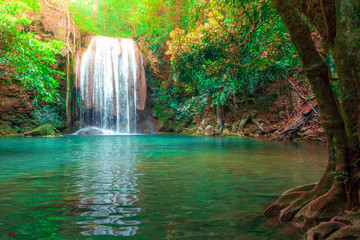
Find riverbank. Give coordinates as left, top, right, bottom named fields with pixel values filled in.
left=169, top=105, right=326, bottom=143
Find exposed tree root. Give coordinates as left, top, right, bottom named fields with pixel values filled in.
left=293, top=182, right=347, bottom=229
left=326, top=225, right=360, bottom=240
left=283, top=183, right=317, bottom=195
left=303, top=221, right=346, bottom=240
left=264, top=191, right=308, bottom=217
left=264, top=183, right=316, bottom=217
left=265, top=174, right=346, bottom=228
left=266, top=181, right=349, bottom=239
left=303, top=211, right=360, bottom=240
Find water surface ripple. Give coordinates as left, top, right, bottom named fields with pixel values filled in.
left=0, top=135, right=327, bottom=239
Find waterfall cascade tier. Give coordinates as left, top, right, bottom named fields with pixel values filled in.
left=75, top=36, right=148, bottom=134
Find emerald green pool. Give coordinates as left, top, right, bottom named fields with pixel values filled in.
left=0, top=135, right=327, bottom=239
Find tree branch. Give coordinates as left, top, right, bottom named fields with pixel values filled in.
left=43, top=0, right=64, bottom=12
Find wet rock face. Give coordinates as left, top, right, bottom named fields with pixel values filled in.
left=75, top=37, right=149, bottom=133
left=29, top=0, right=80, bottom=47
left=0, top=84, right=35, bottom=135
left=0, top=0, right=80, bottom=135
left=0, top=84, right=33, bottom=118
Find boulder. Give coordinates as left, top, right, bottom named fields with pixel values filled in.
left=197, top=127, right=205, bottom=135
left=205, top=125, right=214, bottom=136
left=232, top=120, right=241, bottom=127
left=244, top=125, right=258, bottom=136
left=231, top=126, right=239, bottom=133
left=248, top=110, right=258, bottom=118
left=238, top=110, right=258, bottom=129
left=24, top=124, right=61, bottom=137
left=239, top=119, right=248, bottom=129
left=300, top=126, right=311, bottom=132
left=303, top=129, right=313, bottom=137
left=316, top=127, right=325, bottom=136
left=248, top=125, right=258, bottom=133
left=200, top=119, right=207, bottom=128
left=241, top=112, right=250, bottom=120
left=54, top=121, right=67, bottom=130
left=223, top=128, right=231, bottom=135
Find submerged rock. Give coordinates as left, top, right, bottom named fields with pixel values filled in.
left=24, top=124, right=61, bottom=137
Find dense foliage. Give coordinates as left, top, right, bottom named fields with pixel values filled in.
left=70, top=0, right=194, bottom=39
left=69, top=0, right=304, bottom=131
left=0, top=0, right=65, bottom=104
left=167, top=0, right=300, bottom=108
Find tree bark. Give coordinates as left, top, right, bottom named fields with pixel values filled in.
left=333, top=0, right=360, bottom=206
left=267, top=0, right=357, bottom=229
left=65, top=0, right=72, bottom=129
left=216, top=104, right=225, bottom=133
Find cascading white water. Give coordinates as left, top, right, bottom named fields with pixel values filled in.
left=78, top=36, right=144, bottom=134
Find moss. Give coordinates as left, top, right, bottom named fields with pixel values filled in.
left=0, top=124, right=17, bottom=136
left=24, top=124, right=61, bottom=137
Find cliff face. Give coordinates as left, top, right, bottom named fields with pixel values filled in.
left=0, top=84, right=35, bottom=135
left=0, top=0, right=80, bottom=135
left=73, top=36, right=158, bottom=133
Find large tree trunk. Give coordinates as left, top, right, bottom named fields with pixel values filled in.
left=65, top=0, right=72, bottom=129
left=332, top=0, right=360, bottom=213
left=216, top=104, right=225, bottom=133
left=266, top=0, right=359, bottom=231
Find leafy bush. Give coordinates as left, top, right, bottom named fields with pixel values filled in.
left=175, top=95, right=207, bottom=123
left=166, top=0, right=301, bottom=110
left=0, top=0, right=65, bottom=104
left=32, top=105, right=65, bottom=128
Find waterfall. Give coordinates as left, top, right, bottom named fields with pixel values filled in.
left=76, top=36, right=147, bottom=134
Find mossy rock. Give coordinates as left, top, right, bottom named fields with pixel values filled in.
left=24, top=124, right=61, bottom=137
left=54, top=121, right=67, bottom=130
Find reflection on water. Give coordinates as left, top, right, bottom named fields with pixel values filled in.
left=75, top=137, right=141, bottom=236
left=0, top=135, right=328, bottom=239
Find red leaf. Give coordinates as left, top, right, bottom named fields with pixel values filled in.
left=5, top=232, right=17, bottom=237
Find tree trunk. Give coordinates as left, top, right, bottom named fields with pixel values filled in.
left=333, top=0, right=360, bottom=208
left=216, top=104, right=225, bottom=133
left=266, top=0, right=358, bottom=230
left=65, top=0, right=72, bottom=129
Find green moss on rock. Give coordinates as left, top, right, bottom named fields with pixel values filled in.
left=24, top=124, right=61, bottom=137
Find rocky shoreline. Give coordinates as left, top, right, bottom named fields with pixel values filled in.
left=180, top=108, right=326, bottom=142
